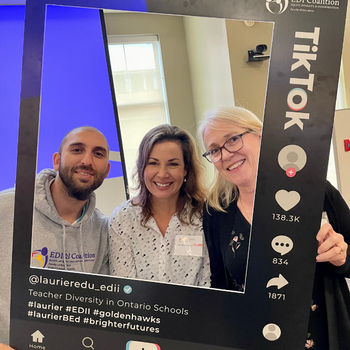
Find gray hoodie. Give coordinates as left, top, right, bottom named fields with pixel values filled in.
left=0, top=169, right=109, bottom=344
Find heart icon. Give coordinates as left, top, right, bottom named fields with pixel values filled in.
left=275, top=190, right=301, bottom=211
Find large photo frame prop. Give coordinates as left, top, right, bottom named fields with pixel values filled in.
left=11, top=0, right=348, bottom=349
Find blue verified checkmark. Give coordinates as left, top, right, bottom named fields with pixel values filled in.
left=123, top=285, right=132, bottom=294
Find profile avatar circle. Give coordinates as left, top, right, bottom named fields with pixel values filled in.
left=262, top=323, right=282, bottom=341
left=278, top=144, right=307, bottom=178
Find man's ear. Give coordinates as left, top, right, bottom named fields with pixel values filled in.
left=53, top=152, right=60, bottom=171
left=104, top=162, right=111, bottom=179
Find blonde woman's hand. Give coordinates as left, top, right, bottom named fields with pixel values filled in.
left=316, top=223, right=348, bottom=266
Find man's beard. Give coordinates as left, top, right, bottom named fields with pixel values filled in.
left=58, top=163, right=106, bottom=201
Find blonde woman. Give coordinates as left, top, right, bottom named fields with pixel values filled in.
left=199, top=106, right=350, bottom=349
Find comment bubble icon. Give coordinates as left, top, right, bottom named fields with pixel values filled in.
left=271, top=235, right=293, bottom=256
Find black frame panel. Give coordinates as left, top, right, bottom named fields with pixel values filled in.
left=10, top=1, right=348, bottom=349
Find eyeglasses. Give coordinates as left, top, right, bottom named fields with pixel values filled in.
left=202, top=131, right=251, bottom=163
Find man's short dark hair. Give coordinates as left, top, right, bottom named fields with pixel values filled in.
left=58, top=126, right=109, bottom=155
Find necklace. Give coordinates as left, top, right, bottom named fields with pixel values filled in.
left=238, top=197, right=252, bottom=224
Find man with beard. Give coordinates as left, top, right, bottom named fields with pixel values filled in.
left=0, top=126, right=111, bottom=345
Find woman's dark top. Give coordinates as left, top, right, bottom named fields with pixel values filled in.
left=224, top=209, right=249, bottom=292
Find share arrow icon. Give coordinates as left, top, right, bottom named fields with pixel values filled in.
left=266, top=274, right=289, bottom=289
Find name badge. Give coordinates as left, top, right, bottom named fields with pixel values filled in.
left=174, top=235, right=203, bottom=257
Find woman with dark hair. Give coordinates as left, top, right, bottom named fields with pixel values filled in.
left=109, top=124, right=210, bottom=286
left=198, top=106, right=350, bottom=349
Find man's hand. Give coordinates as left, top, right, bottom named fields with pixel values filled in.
left=0, top=344, right=14, bottom=350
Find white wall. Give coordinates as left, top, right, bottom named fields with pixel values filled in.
left=183, top=16, right=235, bottom=118
left=183, top=16, right=235, bottom=186
left=333, top=108, right=350, bottom=207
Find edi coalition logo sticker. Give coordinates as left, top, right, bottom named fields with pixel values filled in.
left=31, top=247, right=48, bottom=268
left=266, top=0, right=289, bottom=13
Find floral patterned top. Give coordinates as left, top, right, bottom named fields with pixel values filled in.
left=108, top=200, right=211, bottom=287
